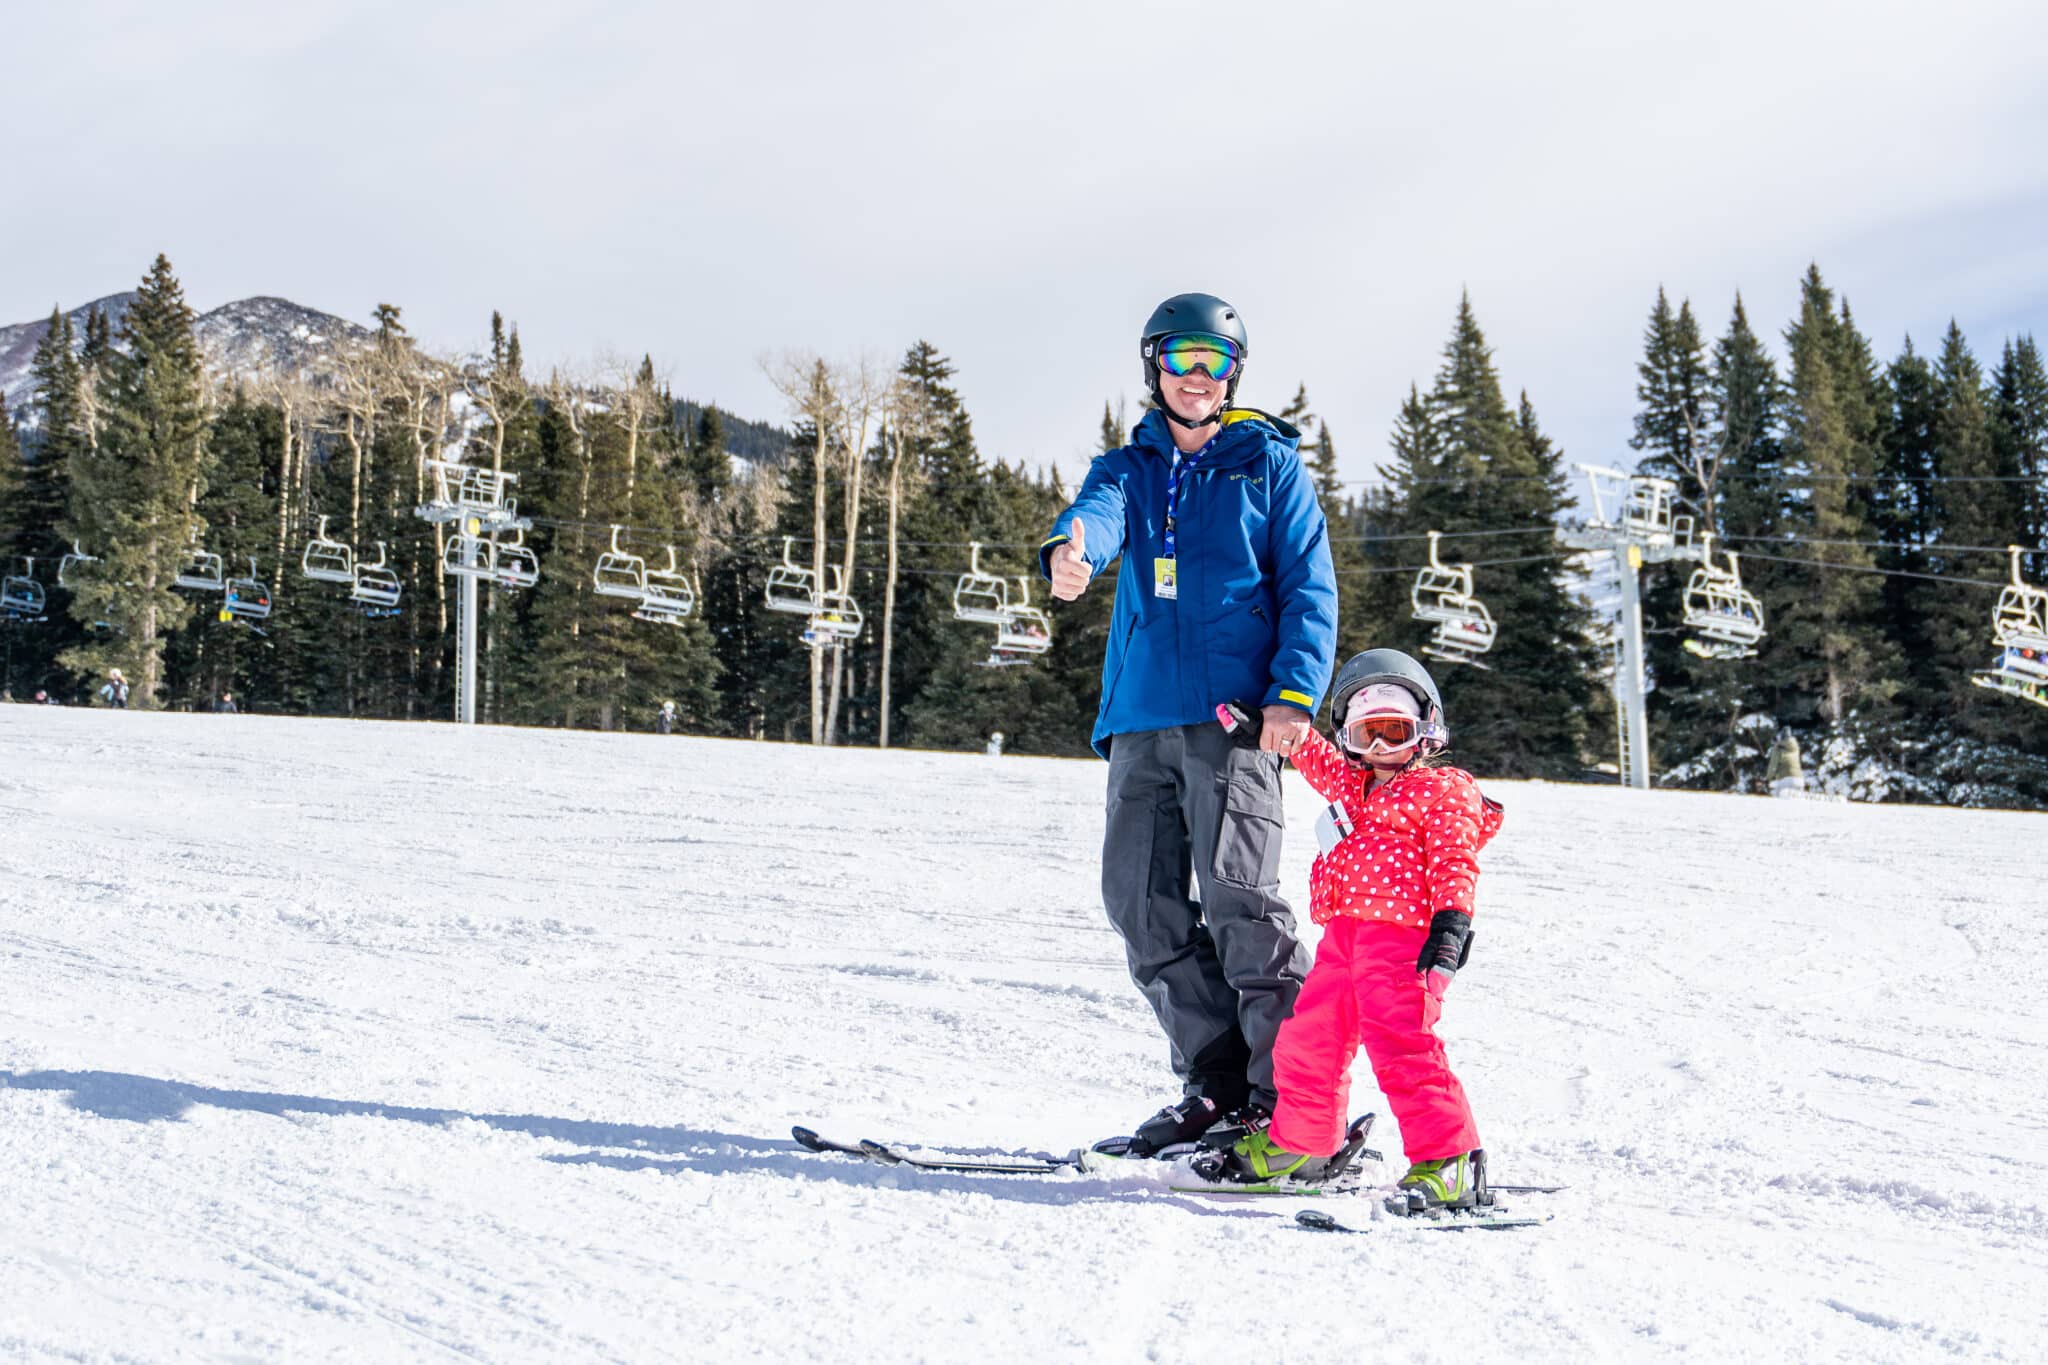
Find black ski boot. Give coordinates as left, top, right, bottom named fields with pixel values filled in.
left=1098, top=1095, right=1225, bottom=1159
left=1197, top=1100, right=1273, bottom=1150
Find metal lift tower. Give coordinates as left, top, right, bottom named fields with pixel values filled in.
left=1559, top=465, right=1701, bottom=789
left=415, top=461, right=532, bottom=725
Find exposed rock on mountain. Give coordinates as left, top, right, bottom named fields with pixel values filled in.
left=1, top=294, right=372, bottom=416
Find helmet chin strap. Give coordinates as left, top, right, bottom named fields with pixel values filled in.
left=1148, top=367, right=1240, bottom=431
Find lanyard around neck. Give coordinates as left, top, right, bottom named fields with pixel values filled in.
left=1163, top=440, right=1216, bottom=560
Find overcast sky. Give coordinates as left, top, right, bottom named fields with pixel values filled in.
left=5, top=0, right=2046, bottom=489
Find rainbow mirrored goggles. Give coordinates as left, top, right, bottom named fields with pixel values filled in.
left=1154, top=333, right=1243, bottom=381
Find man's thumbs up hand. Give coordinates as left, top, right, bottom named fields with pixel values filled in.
left=1049, top=519, right=1093, bottom=601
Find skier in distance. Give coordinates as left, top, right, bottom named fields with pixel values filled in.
left=1041, top=292, right=1338, bottom=1154
left=1205, top=649, right=1503, bottom=1214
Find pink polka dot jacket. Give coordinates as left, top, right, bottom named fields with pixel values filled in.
left=1287, top=726, right=1504, bottom=928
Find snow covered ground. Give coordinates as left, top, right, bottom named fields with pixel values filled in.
left=2, top=706, right=2044, bottom=1363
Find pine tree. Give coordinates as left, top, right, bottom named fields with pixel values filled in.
left=7, top=312, right=87, bottom=696
left=1875, top=337, right=1941, bottom=705
left=1374, top=298, right=1599, bottom=776
left=1771, top=276, right=1890, bottom=728
left=1628, top=289, right=1726, bottom=772
left=1098, top=400, right=1127, bottom=453
left=1709, top=295, right=1785, bottom=546
left=1923, top=322, right=2019, bottom=734
left=686, top=404, right=732, bottom=507
left=61, top=256, right=211, bottom=705
left=1629, top=289, right=1711, bottom=514
left=1991, top=336, right=2048, bottom=576
left=162, top=389, right=281, bottom=710
left=1277, top=382, right=1316, bottom=433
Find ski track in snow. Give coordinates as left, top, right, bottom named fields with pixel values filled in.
left=1, top=707, right=2044, bottom=1362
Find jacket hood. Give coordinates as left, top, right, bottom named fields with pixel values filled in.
left=1130, top=407, right=1301, bottom=466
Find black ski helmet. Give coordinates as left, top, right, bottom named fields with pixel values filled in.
left=1328, top=648, right=1449, bottom=758
left=1140, top=293, right=1248, bottom=429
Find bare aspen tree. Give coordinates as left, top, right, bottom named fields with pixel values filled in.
left=545, top=370, right=604, bottom=728
left=878, top=375, right=936, bottom=748
left=606, top=355, right=665, bottom=504
left=821, top=355, right=887, bottom=746
left=466, top=353, right=524, bottom=721
left=329, top=339, right=387, bottom=545
left=395, top=350, right=461, bottom=709
left=764, top=354, right=843, bottom=745
left=262, top=372, right=321, bottom=569
left=1678, top=406, right=1730, bottom=535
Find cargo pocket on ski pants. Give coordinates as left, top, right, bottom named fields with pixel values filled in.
left=1212, top=754, right=1284, bottom=890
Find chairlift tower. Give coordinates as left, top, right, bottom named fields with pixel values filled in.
left=1558, top=465, right=1700, bottom=789
left=416, top=459, right=531, bottom=725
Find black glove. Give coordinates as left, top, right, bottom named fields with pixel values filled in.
left=1417, top=911, right=1474, bottom=983
left=1214, top=700, right=1263, bottom=748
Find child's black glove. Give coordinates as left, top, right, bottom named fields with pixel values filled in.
left=1215, top=700, right=1263, bottom=748
left=1417, top=911, right=1474, bottom=985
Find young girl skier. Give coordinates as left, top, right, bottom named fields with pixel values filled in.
left=1206, top=648, right=1503, bottom=1213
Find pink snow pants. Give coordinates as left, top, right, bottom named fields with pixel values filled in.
left=1268, top=916, right=1480, bottom=1162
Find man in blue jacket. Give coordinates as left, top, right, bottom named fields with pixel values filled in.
left=1042, top=292, right=1338, bottom=1154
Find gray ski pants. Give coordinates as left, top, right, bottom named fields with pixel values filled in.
left=1102, top=723, right=1310, bottom=1109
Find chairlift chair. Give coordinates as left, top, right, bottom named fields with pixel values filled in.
left=351, top=542, right=403, bottom=614
left=1972, top=547, right=2048, bottom=709
left=765, top=536, right=819, bottom=614
left=991, top=577, right=1052, bottom=657
left=1411, top=532, right=1496, bottom=667
left=809, top=566, right=863, bottom=641
left=222, top=558, right=273, bottom=621
left=1421, top=599, right=1497, bottom=669
left=634, top=548, right=696, bottom=625
left=57, top=542, right=99, bottom=589
left=488, top=528, right=540, bottom=589
left=442, top=531, right=494, bottom=579
left=952, top=543, right=1012, bottom=623
left=1680, top=534, right=1765, bottom=660
left=1973, top=643, right=2048, bottom=709
left=422, top=459, right=517, bottom=515
left=301, top=515, right=355, bottom=583
left=2, top=558, right=46, bottom=621
left=593, top=525, right=648, bottom=599
left=1575, top=464, right=1678, bottom=543
left=1623, top=478, right=1679, bottom=541
left=1988, top=546, right=2048, bottom=651
left=1410, top=531, right=1474, bottom=623
left=174, top=540, right=226, bottom=593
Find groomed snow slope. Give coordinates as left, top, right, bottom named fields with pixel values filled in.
left=1, top=707, right=2044, bottom=1362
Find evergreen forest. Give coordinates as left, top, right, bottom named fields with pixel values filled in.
left=4, top=256, right=2045, bottom=807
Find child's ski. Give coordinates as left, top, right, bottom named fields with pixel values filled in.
left=1298, top=1208, right=1551, bottom=1234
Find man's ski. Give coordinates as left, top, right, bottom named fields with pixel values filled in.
left=791, top=1126, right=1079, bottom=1175
left=1298, top=1208, right=1551, bottom=1234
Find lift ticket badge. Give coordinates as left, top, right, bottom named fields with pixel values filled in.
left=1153, top=557, right=1178, bottom=600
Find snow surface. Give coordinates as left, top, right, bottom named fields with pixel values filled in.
left=1, top=707, right=2044, bottom=1362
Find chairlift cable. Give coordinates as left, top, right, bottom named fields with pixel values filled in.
left=1731, top=551, right=2011, bottom=590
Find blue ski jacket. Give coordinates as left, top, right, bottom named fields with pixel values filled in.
left=1040, top=407, right=1339, bottom=757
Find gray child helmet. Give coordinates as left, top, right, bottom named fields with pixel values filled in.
left=1140, top=293, right=1248, bottom=429
left=1328, top=648, right=1449, bottom=758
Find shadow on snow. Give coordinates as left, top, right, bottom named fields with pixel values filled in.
left=0, top=1068, right=1281, bottom=1220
